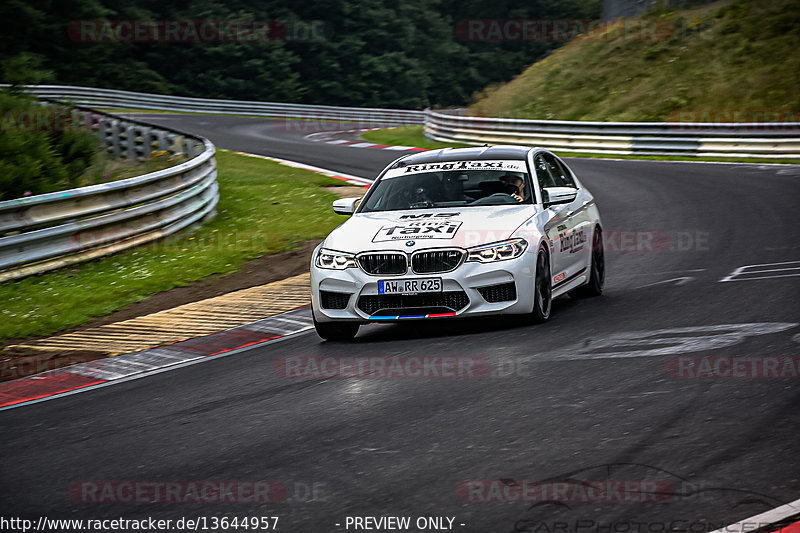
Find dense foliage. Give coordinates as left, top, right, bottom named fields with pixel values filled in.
left=0, top=0, right=600, bottom=109
left=0, top=90, right=98, bottom=200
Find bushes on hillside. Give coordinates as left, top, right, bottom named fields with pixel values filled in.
left=0, top=91, right=98, bottom=200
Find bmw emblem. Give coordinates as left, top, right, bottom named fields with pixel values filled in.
left=406, top=240, right=415, bottom=247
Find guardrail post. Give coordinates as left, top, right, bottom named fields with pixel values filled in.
left=187, top=139, right=203, bottom=158
left=122, top=123, right=135, bottom=159
left=107, top=119, right=121, bottom=159
left=168, top=134, right=182, bottom=157
left=141, top=126, right=155, bottom=159
left=133, top=125, right=147, bottom=160
left=153, top=130, right=168, bottom=154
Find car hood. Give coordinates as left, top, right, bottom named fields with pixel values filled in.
left=323, top=205, right=537, bottom=252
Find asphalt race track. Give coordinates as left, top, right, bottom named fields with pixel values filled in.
left=2, top=115, right=799, bottom=532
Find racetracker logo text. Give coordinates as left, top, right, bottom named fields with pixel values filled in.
left=0, top=109, right=90, bottom=133
left=666, top=110, right=800, bottom=131
left=70, top=481, right=287, bottom=504
left=68, top=20, right=328, bottom=43
left=273, top=356, right=491, bottom=379
left=666, top=356, right=800, bottom=379
left=455, top=18, right=674, bottom=42
left=456, top=479, right=673, bottom=503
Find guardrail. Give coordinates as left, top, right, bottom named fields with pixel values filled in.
left=0, top=104, right=218, bottom=282
left=424, top=109, right=800, bottom=159
left=14, top=86, right=799, bottom=158
left=12, top=85, right=424, bottom=126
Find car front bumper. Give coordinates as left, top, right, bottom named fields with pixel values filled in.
left=310, top=245, right=537, bottom=323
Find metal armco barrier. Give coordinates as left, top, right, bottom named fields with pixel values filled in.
left=424, top=109, right=800, bottom=159
left=17, top=85, right=797, bottom=158
left=13, top=85, right=424, bottom=126
left=0, top=105, right=218, bottom=282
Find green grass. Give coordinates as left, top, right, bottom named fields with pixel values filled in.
left=0, top=150, right=346, bottom=344
left=361, top=125, right=799, bottom=164
left=470, top=0, right=800, bottom=122
left=361, top=126, right=469, bottom=149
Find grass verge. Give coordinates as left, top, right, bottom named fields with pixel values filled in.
left=0, top=149, right=346, bottom=344
left=362, top=126, right=469, bottom=149
left=361, top=126, right=799, bottom=165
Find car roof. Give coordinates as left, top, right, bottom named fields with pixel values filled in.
left=392, top=145, right=537, bottom=168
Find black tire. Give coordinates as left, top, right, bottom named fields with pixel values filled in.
left=531, top=247, right=552, bottom=323
left=570, top=227, right=605, bottom=298
left=313, top=312, right=359, bottom=341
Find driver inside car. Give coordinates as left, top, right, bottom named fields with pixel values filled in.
left=499, top=174, right=526, bottom=202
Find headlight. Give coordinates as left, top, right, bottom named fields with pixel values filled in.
left=467, top=238, right=528, bottom=263
left=316, top=248, right=357, bottom=270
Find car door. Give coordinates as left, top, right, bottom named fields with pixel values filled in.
left=546, top=153, right=594, bottom=282
left=534, top=153, right=573, bottom=288
left=536, top=153, right=588, bottom=287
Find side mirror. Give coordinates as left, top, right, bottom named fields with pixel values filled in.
left=332, top=197, right=360, bottom=215
left=542, top=187, right=578, bottom=207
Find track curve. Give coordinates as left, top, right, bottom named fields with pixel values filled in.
left=1, top=114, right=799, bottom=531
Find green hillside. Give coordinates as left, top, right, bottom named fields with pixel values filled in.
left=469, top=0, right=800, bottom=122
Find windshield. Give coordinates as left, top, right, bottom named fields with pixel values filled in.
left=360, top=160, right=533, bottom=213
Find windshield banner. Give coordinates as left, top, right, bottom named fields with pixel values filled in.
left=384, top=160, right=526, bottom=179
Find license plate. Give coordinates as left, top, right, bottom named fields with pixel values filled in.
left=378, top=278, right=442, bottom=295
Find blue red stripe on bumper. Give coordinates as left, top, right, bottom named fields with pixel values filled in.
left=368, top=312, right=457, bottom=320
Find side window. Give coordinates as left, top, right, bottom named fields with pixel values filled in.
left=541, top=153, right=573, bottom=188
left=552, top=157, right=576, bottom=188
left=534, top=155, right=557, bottom=189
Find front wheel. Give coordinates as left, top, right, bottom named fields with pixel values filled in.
left=531, top=248, right=552, bottom=323
left=570, top=227, right=604, bottom=298
left=313, top=310, right=359, bottom=341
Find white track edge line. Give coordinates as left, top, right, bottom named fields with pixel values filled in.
left=231, top=151, right=374, bottom=185
left=709, top=497, right=800, bottom=533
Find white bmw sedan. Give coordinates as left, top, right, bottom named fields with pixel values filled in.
left=310, top=145, right=604, bottom=341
